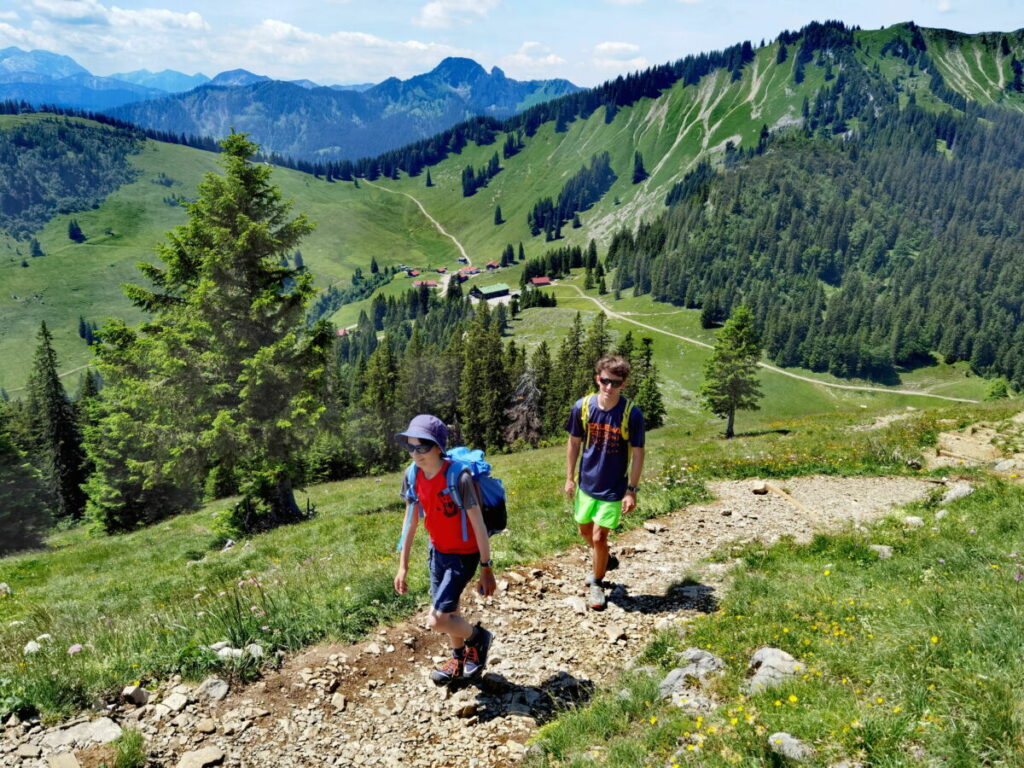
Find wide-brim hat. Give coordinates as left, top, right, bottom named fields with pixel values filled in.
left=394, top=414, right=448, bottom=453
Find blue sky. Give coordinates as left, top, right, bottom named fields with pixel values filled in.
left=0, top=0, right=1020, bottom=86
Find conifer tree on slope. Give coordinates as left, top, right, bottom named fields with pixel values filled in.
left=0, top=416, right=51, bottom=554
left=699, top=305, right=763, bottom=438
left=85, top=133, right=331, bottom=533
left=24, top=322, right=87, bottom=521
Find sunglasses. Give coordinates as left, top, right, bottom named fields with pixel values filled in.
left=598, top=376, right=624, bottom=388
left=404, top=442, right=434, bottom=454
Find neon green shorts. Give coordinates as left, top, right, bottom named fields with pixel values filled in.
left=574, top=489, right=622, bottom=530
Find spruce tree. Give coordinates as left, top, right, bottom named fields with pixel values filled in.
left=85, top=133, right=331, bottom=533
left=632, top=151, right=648, bottom=183
left=425, top=168, right=433, bottom=187
left=67, top=219, right=85, bottom=243
left=354, top=336, right=402, bottom=472
left=0, top=421, right=51, bottom=554
left=25, top=322, right=87, bottom=521
left=699, top=305, right=763, bottom=438
left=494, top=205, right=503, bottom=225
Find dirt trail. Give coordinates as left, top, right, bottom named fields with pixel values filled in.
left=563, top=285, right=979, bottom=404
left=362, top=179, right=471, bottom=264
left=4, top=477, right=936, bottom=768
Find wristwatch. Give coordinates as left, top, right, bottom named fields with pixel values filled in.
left=626, top=485, right=639, bottom=493
left=479, top=560, right=492, bottom=568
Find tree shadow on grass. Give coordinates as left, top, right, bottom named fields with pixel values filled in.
left=733, top=428, right=792, bottom=438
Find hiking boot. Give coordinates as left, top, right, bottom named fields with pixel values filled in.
left=463, top=625, right=493, bottom=678
left=430, top=653, right=464, bottom=686
left=589, top=581, right=607, bottom=611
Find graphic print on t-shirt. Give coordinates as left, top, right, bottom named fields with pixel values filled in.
left=586, top=420, right=623, bottom=455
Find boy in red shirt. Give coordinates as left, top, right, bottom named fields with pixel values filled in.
left=393, top=415, right=497, bottom=685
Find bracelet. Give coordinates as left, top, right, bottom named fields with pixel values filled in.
left=626, top=485, right=639, bottom=493
left=479, top=560, right=492, bottom=568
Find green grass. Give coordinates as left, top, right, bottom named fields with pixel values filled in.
left=5, top=399, right=1015, bottom=721
left=525, top=475, right=1024, bottom=768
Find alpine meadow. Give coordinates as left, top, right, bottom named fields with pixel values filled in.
left=1, top=17, right=1023, bottom=768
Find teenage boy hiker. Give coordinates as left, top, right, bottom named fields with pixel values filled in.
left=565, top=356, right=645, bottom=610
left=393, top=415, right=497, bottom=686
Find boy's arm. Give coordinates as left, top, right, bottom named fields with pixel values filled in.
left=622, top=446, right=645, bottom=515
left=465, top=504, right=496, bottom=597
left=394, top=505, right=418, bottom=595
left=565, top=435, right=582, bottom=500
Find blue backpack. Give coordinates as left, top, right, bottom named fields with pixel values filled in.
left=396, top=446, right=507, bottom=552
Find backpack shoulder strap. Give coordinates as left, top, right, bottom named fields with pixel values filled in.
left=581, top=393, right=599, bottom=449
left=621, top=397, right=631, bottom=444
left=444, top=460, right=473, bottom=542
left=396, top=463, right=422, bottom=552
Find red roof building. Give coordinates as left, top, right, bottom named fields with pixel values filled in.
left=336, top=328, right=349, bottom=337
left=413, top=280, right=439, bottom=287
left=530, top=276, right=552, bottom=286
left=436, top=267, right=448, bottom=273
left=485, top=260, right=500, bottom=270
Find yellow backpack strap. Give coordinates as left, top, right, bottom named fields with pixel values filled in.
left=621, top=397, right=631, bottom=444
left=581, top=394, right=597, bottom=449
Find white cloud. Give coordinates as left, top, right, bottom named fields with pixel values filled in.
left=593, top=41, right=640, bottom=57
left=607, top=0, right=644, bottom=5
left=937, top=0, right=953, bottom=11
left=413, top=0, right=501, bottom=29
left=0, top=12, right=19, bottom=21
left=499, top=42, right=567, bottom=77
left=590, top=40, right=645, bottom=72
left=0, top=4, right=475, bottom=83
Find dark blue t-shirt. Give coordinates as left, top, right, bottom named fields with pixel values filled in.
left=566, top=394, right=645, bottom=501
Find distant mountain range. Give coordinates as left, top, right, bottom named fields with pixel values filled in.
left=108, top=57, right=580, bottom=161
left=0, top=48, right=580, bottom=160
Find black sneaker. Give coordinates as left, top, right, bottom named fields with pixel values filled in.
left=430, top=653, right=464, bottom=686
left=463, top=626, right=493, bottom=678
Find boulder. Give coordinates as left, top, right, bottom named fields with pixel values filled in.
left=868, top=545, right=893, bottom=560
left=994, top=458, right=1016, bottom=472
left=658, top=649, right=724, bottom=698
left=903, top=516, right=924, bottom=529
left=163, top=692, right=188, bottom=712
left=941, top=482, right=974, bottom=504
left=48, top=753, right=83, bottom=768
left=121, top=685, right=150, bottom=706
left=746, top=648, right=804, bottom=693
left=768, top=732, right=814, bottom=762
left=175, top=747, right=226, bottom=768
left=196, top=677, right=230, bottom=702
left=0, top=583, right=11, bottom=597
left=41, top=717, right=122, bottom=749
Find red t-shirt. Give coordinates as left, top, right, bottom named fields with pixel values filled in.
left=413, top=461, right=480, bottom=555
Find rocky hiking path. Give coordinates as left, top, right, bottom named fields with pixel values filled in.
left=3, top=476, right=939, bottom=768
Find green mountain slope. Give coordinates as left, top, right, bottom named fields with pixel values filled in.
left=2, top=21, right=1023, bottom=396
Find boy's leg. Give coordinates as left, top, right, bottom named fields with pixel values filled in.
left=427, top=608, right=474, bottom=647
left=427, top=550, right=489, bottom=684
left=591, top=524, right=611, bottom=581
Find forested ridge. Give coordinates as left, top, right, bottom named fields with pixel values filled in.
left=609, top=43, right=1024, bottom=385
left=0, top=117, right=142, bottom=237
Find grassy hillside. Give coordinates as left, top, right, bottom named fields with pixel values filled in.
left=0, top=127, right=462, bottom=392
left=3, top=22, right=1021, bottom=396
left=2, top=392, right=1012, bottom=719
